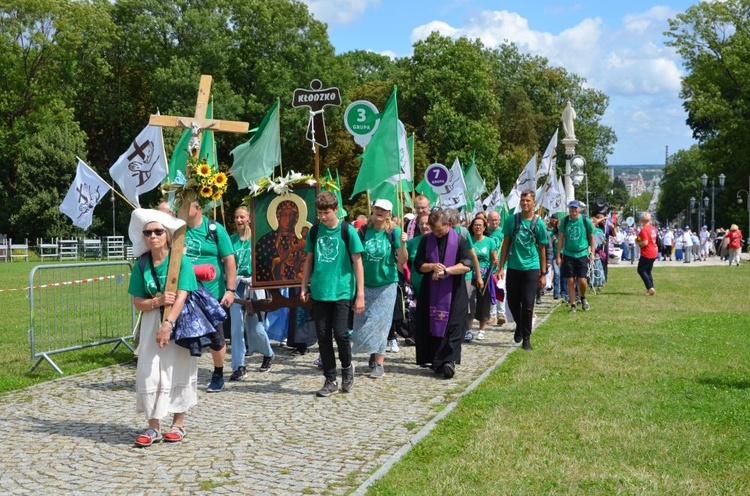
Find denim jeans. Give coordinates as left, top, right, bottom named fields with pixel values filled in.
left=230, top=280, right=273, bottom=371
left=637, top=256, right=656, bottom=290
left=553, top=259, right=561, bottom=298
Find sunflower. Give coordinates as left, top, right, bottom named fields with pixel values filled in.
left=197, top=164, right=212, bottom=177
left=213, top=172, right=228, bottom=187
left=199, top=186, right=213, bottom=198
left=212, top=191, right=223, bottom=201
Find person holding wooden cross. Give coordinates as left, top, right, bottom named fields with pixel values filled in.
left=185, top=202, right=237, bottom=393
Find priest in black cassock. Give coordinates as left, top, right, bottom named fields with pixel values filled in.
left=413, top=209, right=472, bottom=379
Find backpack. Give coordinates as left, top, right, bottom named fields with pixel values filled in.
left=309, top=220, right=352, bottom=268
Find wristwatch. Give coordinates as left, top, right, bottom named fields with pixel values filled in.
left=166, top=319, right=176, bottom=328
left=226, top=287, right=235, bottom=292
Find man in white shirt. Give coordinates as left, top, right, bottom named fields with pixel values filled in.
left=682, top=227, right=693, bottom=263
left=699, top=225, right=710, bottom=260
left=662, top=228, right=674, bottom=261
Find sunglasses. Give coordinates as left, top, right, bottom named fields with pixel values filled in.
left=143, top=229, right=166, bottom=237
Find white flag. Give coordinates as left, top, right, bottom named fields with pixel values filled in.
left=385, top=120, right=412, bottom=185
left=59, top=158, right=112, bottom=230
left=542, top=168, right=563, bottom=213
left=536, top=129, right=558, bottom=181
left=483, top=180, right=506, bottom=212
left=439, top=157, right=467, bottom=209
left=109, top=125, right=167, bottom=208
left=506, top=154, right=537, bottom=211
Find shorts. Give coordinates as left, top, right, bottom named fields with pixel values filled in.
left=561, top=255, right=589, bottom=279
left=206, top=322, right=227, bottom=351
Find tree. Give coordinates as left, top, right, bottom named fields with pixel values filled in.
left=665, top=0, right=750, bottom=229
left=656, top=146, right=706, bottom=224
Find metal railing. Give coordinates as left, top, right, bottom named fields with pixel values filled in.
left=28, top=261, right=136, bottom=374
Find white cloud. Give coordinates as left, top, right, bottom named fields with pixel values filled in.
left=409, top=7, right=693, bottom=163
left=302, top=0, right=379, bottom=26
left=409, top=8, right=682, bottom=97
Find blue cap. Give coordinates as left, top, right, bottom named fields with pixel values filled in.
left=685, top=225, right=690, bottom=229
left=568, top=200, right=581, bottom=208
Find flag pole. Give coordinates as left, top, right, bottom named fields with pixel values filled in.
left=78, top=157, right=137, bottom=210
left=410, top=133, right=416, bottom=211
left=277, top=98, right=283, bottom=178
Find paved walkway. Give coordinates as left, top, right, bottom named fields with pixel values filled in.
left=0, top=297, right=559, bottom=495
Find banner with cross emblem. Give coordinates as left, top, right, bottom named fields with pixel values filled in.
left=109, top=125, right=168, bottom=208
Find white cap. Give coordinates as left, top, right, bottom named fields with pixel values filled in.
left=372, top=199, right=393, bottom=211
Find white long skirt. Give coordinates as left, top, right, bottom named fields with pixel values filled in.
left=136, top=309, right=198, bottom=420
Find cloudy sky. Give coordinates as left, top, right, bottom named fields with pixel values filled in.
left=302, top=0, right=699, bottom=165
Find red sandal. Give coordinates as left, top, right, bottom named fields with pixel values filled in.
left=164, top=426, right=186, bottom=442
left=135, top=428, right=162, bottom=447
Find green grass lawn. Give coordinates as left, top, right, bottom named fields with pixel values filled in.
left=367, top=266, right=750, bottom=495
left=0, top=261, right=134, bottom=393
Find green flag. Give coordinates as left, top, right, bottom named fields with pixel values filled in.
left=167, top=129, right=191, bottom=182
left=324, top=169, right=348, bottom=220
left=371, top=178, right=412, bottom=219
left=464, top=153, right=486, bottom=212
left=199, top=99, right=217, bottom=169
left=350, top=87, right=402, bottom=198
left=335, top=169, right=348, bottom=220
left=415, top=178, right=438, bottom=205
left=230, top=100, right=281, bottom=189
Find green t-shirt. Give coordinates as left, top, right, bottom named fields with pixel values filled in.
left=361, top=226, right=402, bottom=287
left=185, top=216, right=235, bottom=299
left=455, top=225, right=474, bottom=249
left=561, top=215, right=594, bottom=258
left=486, top=227, right=504, bottom=248
left=304, top=221, right=364, bottom=301
left=406, top=235, right=424, bottom=295
left=501, top=214, right=549, bottom=271
left=466, top=235, right=496, bottom=280
left=230, top=233, right=252, bottom=277
left=128, top=253, right=198, bottom=298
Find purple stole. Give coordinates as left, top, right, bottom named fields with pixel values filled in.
left=427, top=229, right=458, bottom=338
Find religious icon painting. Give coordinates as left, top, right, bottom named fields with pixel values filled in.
left=251, top=185, right=318, bottom=289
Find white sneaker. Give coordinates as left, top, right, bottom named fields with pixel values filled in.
left=388, top=339, right=400, bottom=353
left=477, top=331, right=486, bottom=340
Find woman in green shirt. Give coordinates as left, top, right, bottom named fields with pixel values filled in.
left=352, top=199, right=408, bottom=379
left=229, top=206, right=274, bottom=382
left=127, top=209, right=199, bottom=447
left=466, top=216, right=497, bottom=341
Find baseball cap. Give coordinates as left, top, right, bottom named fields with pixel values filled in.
left=372, top=199, right=393, bottom=211
left=568, top=200, right=582, bottom=208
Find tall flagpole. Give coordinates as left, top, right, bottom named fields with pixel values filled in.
left=410, top=133, right=416, bottom=210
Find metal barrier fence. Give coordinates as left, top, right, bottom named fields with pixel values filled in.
left=28, top=262, right=136, bottom=374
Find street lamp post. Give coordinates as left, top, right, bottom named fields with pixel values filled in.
left=690, top=196, right=696, bottom=229
left=737, top=177, right=750, bottom=247
left=570, top=155, right=588, bottom=213
left=700, top=173, right=726, bottom=232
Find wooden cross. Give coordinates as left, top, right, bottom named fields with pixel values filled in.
left=149, top=75, right=249, bottom=318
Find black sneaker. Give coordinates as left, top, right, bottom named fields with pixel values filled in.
left=228, top=366, right=247, bottom=381
left=581, top=299, right=590, bottom=311
left=368, top=353, right=376, bottom=370
left=513, top=327, right=522, bottom=344
left=522, top=338, right=533, bottom=351
left=443, top=362, right=455, bottom=379
left=341, top=364, right=355, bottom=393
left=316, top=380, right=339, bottom=397
left=259, top=355, right=274, bottom=372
